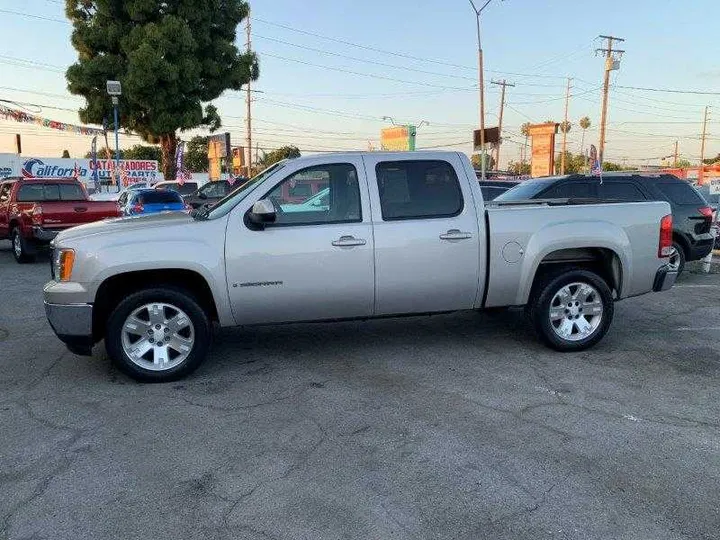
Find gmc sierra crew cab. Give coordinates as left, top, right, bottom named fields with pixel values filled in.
left=0, top=177, right=121, bottom=263
left=43, top=152, right=677, bottom=382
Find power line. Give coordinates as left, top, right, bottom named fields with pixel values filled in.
left=260, top=52, right=475, bottom=90
left=0, top=8, right=66, bottom=24
left=255, top=34, right=476, bottom=82
left=615, top=85, right=720, bottom=96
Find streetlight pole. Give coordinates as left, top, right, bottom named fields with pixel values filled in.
left=106, top=80, right=122, bottom=193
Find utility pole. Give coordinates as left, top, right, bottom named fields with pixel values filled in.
left=560, top=77, right=572, bottom=174
left=491, top=79, right=514, bottom=170
left=673, top=140, right=678, bottom=168
left=245, top=9, right=253, bottom=177
left=469, top=0, right=500, bottom=180
left=700, top=106, right=710, bottom=182
left=596, top=35, right=625, bottom=165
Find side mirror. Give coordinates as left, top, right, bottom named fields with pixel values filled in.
left=247, top=199, right=276, bottom=229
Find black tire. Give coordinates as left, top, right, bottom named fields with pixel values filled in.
left=105, top=287, right=212, bottom=383
left=11, top=227, right=35, bottom=264
left=670, top=241, right=686, bottom=277
left=528, top=269, right=614, bottom=352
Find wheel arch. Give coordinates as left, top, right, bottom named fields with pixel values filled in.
left=92, top=269, right=219, bottom=342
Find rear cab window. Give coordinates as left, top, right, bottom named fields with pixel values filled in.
left=375, top=160, right=463, bottom=220
left=139, top=191, right=183, bottom=204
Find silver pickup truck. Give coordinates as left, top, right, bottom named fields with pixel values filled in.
left=44, top=152, right=677, bottom=382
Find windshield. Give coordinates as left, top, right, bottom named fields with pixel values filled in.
left=494, top=178, right=555, bottom=201
left=202, top=161, right=289, bottom=219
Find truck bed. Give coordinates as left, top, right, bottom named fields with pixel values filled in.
left=484, top=200, right=672, bottom=307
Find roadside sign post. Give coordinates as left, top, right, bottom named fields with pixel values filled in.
left=106, top=81, right=122, bottom=193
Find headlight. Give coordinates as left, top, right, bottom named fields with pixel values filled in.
left=53, top=248, right=75, bottom=282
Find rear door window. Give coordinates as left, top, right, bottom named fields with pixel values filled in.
left=656, top=181, right=707, bottom=205
left=376, top=160, right=463, bottom=220
left=59, top=184, right=85, bottom=201
left=600, top=182, right=646, bottom=201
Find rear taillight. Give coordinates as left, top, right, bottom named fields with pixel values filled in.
left=659, top=214, right=673, bottom=258
left=31, top=205, right=43, bottom=226
left=698, top=206, right=713, bottom=221
left=132, top=203, right=144, bottom=214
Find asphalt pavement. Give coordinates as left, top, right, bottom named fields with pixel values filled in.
left=1, top=240, right=719, bottom=540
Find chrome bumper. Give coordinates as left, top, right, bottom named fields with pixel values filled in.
left=33, top=227, right=59, bottom=242
left=653, top=264, right=678, bottom=292
left=44, top=301, right=94, bottom=356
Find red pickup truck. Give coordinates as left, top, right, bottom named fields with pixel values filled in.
left=0, top=177, right=121, bottom=263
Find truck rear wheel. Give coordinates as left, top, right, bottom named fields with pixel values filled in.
left=105, top=287, right=212, bottom=382
left=11, top=227, right=35, bottom=264
left=528, top=269, right=614, bottom=352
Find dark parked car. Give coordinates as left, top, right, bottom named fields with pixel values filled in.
left=496, top=173, right=714, bottom=274
left=478, top=180, right=519, bottom=201
left=183, top=180, right=234, bottom=209
left=153, top=180, right=199, bottom=197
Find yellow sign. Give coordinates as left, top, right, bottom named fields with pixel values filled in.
left=380, top=126, right=416, bottom=151
left=207, top=140, right=224, bottom=181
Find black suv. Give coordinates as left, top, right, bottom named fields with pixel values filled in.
left=183, top=180, right=234, bottom=209
left=496, top=172, right=714, bottom=274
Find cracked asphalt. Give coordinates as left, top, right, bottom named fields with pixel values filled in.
left=1, top=240, right=719, bottom=540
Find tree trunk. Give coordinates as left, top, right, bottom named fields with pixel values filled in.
left=159, top=133, right=178, bottom=180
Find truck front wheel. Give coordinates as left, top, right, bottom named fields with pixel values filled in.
left=528, top=269, right=614, bottom=352
left=11, top=227, right=35, bottom=263
left=105, top=288, right=212, bottom=382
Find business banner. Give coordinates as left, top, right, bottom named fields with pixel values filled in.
left=0, top=155, right=163, bottom=185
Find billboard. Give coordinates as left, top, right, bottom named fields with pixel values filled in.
left=0, top=155, right=162, bottom=185
left=527, top=123, right=558, bottom=178
left=380, top=126, right=416, bottom=151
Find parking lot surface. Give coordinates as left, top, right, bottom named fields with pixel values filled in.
left=1, top=240, right=719, bottom=540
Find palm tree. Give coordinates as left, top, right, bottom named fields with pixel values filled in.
left=579, top=116, right=591, bottom=156
left=520, top=122, right=531, bottom=164
left=578, top=117, right=591, bottom=172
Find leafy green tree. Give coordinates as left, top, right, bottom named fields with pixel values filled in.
left=507, top=160, right=531, bottom=175
left=559, top=121, right=572, bottom=134
left=554, top=152, right=588, bottom=174
left=85, top=146, right=122, bottom=159
left=258, top=146, right=301, bottom=168
left=702, top=153, right=720, bottom=165
left=123, top=145, right=162, bottom=161
left=61, top=149, right=70, bottom=158
left=65, top=0, right=258, bottom=179
left=185, top=136, right=210, bottom=172
left=471, top=153, right=495, bottom=171
left=602, top=161, right=626, bottom=172
left=674, top=158, right=692, bottom=168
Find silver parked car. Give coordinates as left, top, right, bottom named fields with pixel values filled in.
left=44, top=152, right=676, bottom=382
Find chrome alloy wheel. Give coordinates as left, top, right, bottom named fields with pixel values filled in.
left=121, top=303, right=195, bottom=371
left=548, top=282, right=603, bottom=342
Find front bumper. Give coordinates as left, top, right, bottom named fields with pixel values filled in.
left=33, top=227, right=59, bottom=242
left=44, top=301, right=94, bottom=356
left=653, top=263, right=678, bottom=292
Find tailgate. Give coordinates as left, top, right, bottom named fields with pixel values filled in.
left=40, top=201, right=119, bottom=229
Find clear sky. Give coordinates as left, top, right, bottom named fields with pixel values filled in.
left=0, top=0, right=718, bottom=168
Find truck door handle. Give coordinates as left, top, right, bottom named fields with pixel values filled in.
left=74, top=207, right=88, bottom=212
left=439, top=229, right=472, bottom=240
left=332, top=235, right=366, bottom=247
